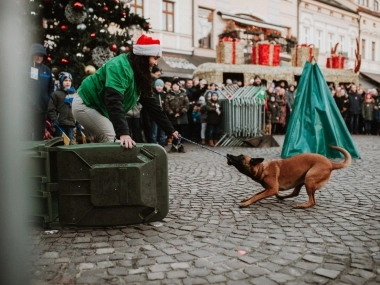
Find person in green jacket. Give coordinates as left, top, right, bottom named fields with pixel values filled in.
left=72, top=34, right=178, bottom=148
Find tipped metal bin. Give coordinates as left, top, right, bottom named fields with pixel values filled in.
left=26, top=139, right=169, bottom=228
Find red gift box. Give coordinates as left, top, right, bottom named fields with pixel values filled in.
left=252, top=42, right=281, bottom=66
left=326, top=55, right=345, bottom=69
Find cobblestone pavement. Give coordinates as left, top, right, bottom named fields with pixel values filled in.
left=29, top=135, right=380, bottom=285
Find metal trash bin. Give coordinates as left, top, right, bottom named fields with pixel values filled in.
left=26, top=139, right=169, bottom=228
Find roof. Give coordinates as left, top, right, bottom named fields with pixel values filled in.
left=314, top=0, right=357, bottom=14
left=357, top=6, right=380, bottom=18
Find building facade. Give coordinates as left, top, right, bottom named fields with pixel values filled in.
left=298, top=0, right=360, bottom=70
left=347, top=0, right=380, bottom=86
left=130, top=0, right=298, bottom=77
left=129, top=0, right=379, bottom=86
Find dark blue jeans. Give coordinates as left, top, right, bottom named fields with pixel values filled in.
left=55, top=126, right=74, bottom=144
left=207, top=123, right=220, bottom=140
left=364, top=120, right=372, bottom=133
left=150, top=120, right=166, bottom=146
left=349, top=114, right=360, bottom=134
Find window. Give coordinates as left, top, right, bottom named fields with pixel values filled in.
left=163, top=1, right=174, bottom=32
left=372, top=41, right=376, bottom=61
left=362, top=39, right=366, bottom=59
left=349, top=38, right=355, bottom=58
left=328, top=32, right=334, bottom=51
left=316, top=30, right=322, bottom=50
left=358, top=0, right=364, bottom=5
left=365, top=0, right=369, bottom=6
left=340, top=36, right=346, bottom=53
left=130, top=0, right=144, bottom=16
left=198, top=7, right=213, bottom=49
left=374, top=0, right=379, bottom=10
left=303, top=27, right=309, bottom=44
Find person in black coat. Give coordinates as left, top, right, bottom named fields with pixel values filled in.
left=347, top=84, right=363, bottom=134
left=26, top=43, right=54, bottom=140
left=205, top=91, right=222, bottom=146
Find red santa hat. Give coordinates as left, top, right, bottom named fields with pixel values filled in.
left=133, top=34, right=162, bottom=57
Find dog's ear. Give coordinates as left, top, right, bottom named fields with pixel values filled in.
left=250, top=158, right=264, bottom=166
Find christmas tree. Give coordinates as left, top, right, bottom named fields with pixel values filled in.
left=26, top=0, right=151, bottom=86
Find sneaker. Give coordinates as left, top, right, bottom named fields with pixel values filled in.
left=178, top=144, right=186, bottom=153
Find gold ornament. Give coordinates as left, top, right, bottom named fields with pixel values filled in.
left=84, top=65, right=96, bottom=75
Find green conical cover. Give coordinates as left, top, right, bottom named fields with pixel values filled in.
left=281, top=62, right=360, bottom=159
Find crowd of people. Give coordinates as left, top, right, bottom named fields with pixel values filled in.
left=27, top=36, right=380, bottom=155
left=329, top=83, right=380, bottom=135
left=263, top=79, right=380, bottom=137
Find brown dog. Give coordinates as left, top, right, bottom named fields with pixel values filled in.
left=227, top=146, right=351, bottom=208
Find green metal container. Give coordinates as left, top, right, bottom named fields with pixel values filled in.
left=26, top=139, right=169, bottom=228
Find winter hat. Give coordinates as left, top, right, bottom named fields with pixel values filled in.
left=172, top=78, right=181, bottom=87
left=152, top=65, right=162, bottom=74
left=210, top=91, right=219, bottom=97
left=226, top=79, right=232, bottom=84
left=58, top=71, right=75, bottom=94
left=133, top=34, right=162, bottom=57
left=154, top=79, right=164, bottom=87
left=59, top=71, right=73, bottom=85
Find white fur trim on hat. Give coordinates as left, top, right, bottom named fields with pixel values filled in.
left=133, top=44, right=162, bottom=56
left=133, top=34, right=162, bottom=57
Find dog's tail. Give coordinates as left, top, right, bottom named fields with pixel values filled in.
left=329, top=146, right=351, bottom=170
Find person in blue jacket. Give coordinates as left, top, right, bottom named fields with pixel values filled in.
left=27, top=43, right=54, bottom=140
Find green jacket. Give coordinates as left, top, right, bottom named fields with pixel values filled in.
left=165, top=89, right=189, bottom=125
left=362, top=102, right=374, bottom=121
left=78, top=53, right=138, bottom=118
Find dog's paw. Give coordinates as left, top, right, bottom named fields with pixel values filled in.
left=239, top=201, right=251, bottom=208
left=293, top=203, right=314, bottom=209
left=276, top=195, right=285, bottom=200
left=241, top=197, right=250, bottom=202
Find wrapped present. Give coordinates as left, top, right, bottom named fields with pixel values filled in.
left=326, top=57, right=331, bottom=68
left=216, top=38, right=244, bottom=65
left=326, top=55, right=345, bottom=69
left=252, top=41, right=281, bottom=66
left=291, top=44, right=319, bottom=67
left=332, top=55, right=345, bottom=69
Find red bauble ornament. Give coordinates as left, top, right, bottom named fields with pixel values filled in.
left=61, top=58, right=69, bottom=64
left=103, top=6, right=108, bottom=11
left=73, top=2, right=83, bottom=9
left=61, top=24, right=68, bottom=31
left=90, top=33, right=96, bottom=38
left=47, top=56, right=52, bottom=61
left=110, top=44, right=117, bottom=52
